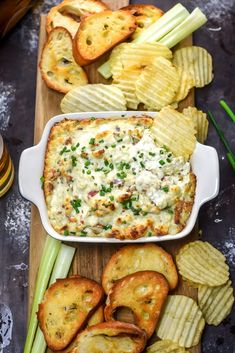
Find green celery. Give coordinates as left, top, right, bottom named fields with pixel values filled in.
left=159, top=8, right=207, bottom=48
left=133, top=3, right=189, bottom=43
left=23, top=236, right=61, bottom=353
left=31, top=244, right=76, bottom=353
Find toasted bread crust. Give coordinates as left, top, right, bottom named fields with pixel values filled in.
left=68, top=321, right=146, bottom=353
left=37, top=276, right=104, bottom=351
left=40, top=27, right=88, bottom=94
left=46, top=0, right=110, bottom=37
left=57, top=305, right=104, bottom=353
left=104, top=271, right=169, bottom=338
left=73, top=10, right=137, bottom=66
left=102, top=243, right=178, bottom=294
left=120, top=4, right=163, bottom=40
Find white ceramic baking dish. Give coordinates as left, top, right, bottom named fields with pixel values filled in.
left=18, top=111, right=219, bottom=243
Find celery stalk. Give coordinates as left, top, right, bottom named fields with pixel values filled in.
left=31, top=244, right=76, bottom=353
left=133, top=3, right=189, bottom=43
left=98, top=60, right=112, bottom=79
left=98, top=3, right=189, bottom=78
left=23, top=236, right=61, bottom=353
left=159, top=8, right=207, bottom=48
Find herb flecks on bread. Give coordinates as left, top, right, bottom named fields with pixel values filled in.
left=73, top=10, right=137, bottom=66
left=40, top=27, right=88, bottom=94
left=104, top=271, right=169, bottom=338
left=37, top=276, right=104, bottom=351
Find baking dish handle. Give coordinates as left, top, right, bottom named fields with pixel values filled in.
left=192, top=143, right=220, bottom=207
left=18, top=145, right=44, bottom=205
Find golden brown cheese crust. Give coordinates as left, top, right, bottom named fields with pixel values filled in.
left=102, top=243, right=178, bottom=294
left=37, top=276, right=104, bottom=351
left=44, top=116, right=196, bottom=240
left=104, top=271, right=169, bottom=338
left=67, top=321, right=147, bottom=353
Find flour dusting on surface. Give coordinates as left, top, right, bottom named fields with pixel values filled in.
left=217, top=227, right=235, bottom=267
left=202, top=0, right=233, bottom=21
left=207, top=184, right=235, bottom=218
left=4, top=192, right=31, bottom=253
left=7, top=263, right=28, bottom=271
left=0, top=303, right=13, bottom=351
left=0, top=82, right=16, bottom=132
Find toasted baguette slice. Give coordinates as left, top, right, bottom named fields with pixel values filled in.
left=73, top=10, right=137, bottom=66
left=104, top=271, right=169, bottom=338
left=102, top=243, right=178, bottom=294
left=87, top=305, right=104, bottom=327
left=37, top=276, right=104, bottom=351
left=68, top=321, right=146, bottom=353
left=46, top=0, right=110, bottom=37
left=40, top=27, right=88, bottom=94
left=57, top=306, right=104, bottom=353
left=120, top=4, right=163, bottom=40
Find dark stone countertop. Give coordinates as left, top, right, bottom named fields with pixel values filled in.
left=0, top=1, right=234, bottom=352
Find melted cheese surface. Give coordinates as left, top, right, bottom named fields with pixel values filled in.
left=44, top=117, right=195, bottom=239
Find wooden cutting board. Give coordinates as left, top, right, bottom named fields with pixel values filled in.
left=29, top=2, right=199, bottom=352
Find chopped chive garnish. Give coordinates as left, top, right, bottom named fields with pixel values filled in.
left=85, top=160, right=90, bottom=167
left=103, top=224, right=112, bottom=230
left=117, top=171, right=127, bottom=179
left=59, top=146, right=70, bottom=155
left=159, top=159, right=165, bottom=165
left=80, top=230, right=87, bottom=237
left=76, top=142, right=80, bottom=147
left=40, top=176, right=44, bottom=189
left=149, top=152, right=156, bottom=156
left=87, top=170, right=91, bottom=175
left=111, top=144, right=116, bottom=148
left=147, top=231, right=152, bottom=237
left=140, top=161, right=145, bottom=168
left=90, top=117, right=96, bottom=120
left=133, top=157, right=137, bottom=161
left=162, top=186, right=169, bottom=193
left=70, top=199, right=82, bottom=213
left=104, top=160, right=109, bottom=166
left=117, top=138, right=123, bottom=142
left=71, top=155, right=77, bottom=166
left=99, top=139, right=104, bottom=143
left=89, top=137, right=95, bottom=145
left=64, top=230, right=70, bottom=236
left=71, top=145, right=76, bottom=151
left=109, top=196, right=114, bottom=201
left=167, top=158, right=171, bottom=163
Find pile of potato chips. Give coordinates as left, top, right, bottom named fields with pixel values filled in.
left=147, top=240, right=234, bottom=351
left=61, top=43, right=213, bottom=112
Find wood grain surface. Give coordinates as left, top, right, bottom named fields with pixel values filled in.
left=29, top=2, right=200, bottom=352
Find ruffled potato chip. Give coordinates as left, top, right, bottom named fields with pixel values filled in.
left=135, top=57, right=180, bottom=111
left=173, top=46, right=213, bottom=88
left=173, top=67, right=194, bottom=103
left=176, top=241, right=229, bottom=287
left=198, top=280, right=234, bottom=326
left=60, top=84, right=126, bottom=113
left=150, top=106, right=196, bottom=160
left=112, top=69, right=141, bottom=109
left=183, top=107, right=209, bottom=144
left=147, top=339, right=189, bottom=353
left=110, top=42, right=172, bottom=79
left=156, top=295, right=205, bottom=348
